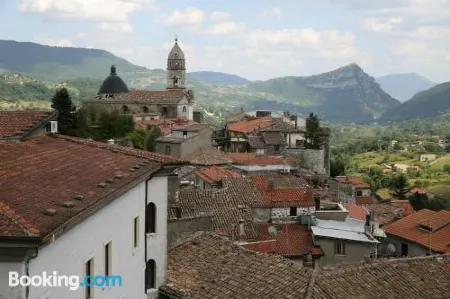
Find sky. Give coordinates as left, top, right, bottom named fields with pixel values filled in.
left=1, top=0, right=449, bottom=82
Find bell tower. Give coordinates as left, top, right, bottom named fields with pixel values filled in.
left=166, top=35, right=186, bottom=89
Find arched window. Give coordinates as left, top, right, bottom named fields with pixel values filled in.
left=121, top=105, right=129, bottom=114
left=142, top=106, right=149, bottom=113
left=146, top=203, right=156, bottom=234
left=182, top=106, right=187, bottom=113
left=173, top=75, right=178, bottom=86
left=161, top=107, right=168, bottom=118
left=145, top=259, right=156, bottom=290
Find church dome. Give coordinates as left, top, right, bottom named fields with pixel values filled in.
left=168, top=37, right=185, bottom=61
left=98, top=65, right=129, bottom=95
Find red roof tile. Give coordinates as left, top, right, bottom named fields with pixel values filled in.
left=0, top=134, right=183, bottom=238
left=345, top=203, right=369, bottom=221
left=185, top=146, right=232, bottom=166
left=384, top=209, right=450, bottom=253
left=0, top=110, right=57, bottom=140
left=196, top=166, right=240, bottom=184
left=410, top=188, right=428, bottom=195
left=252, top=176, right=314, bottom=207
left=92, top=89, right=190, bottom=104
left=228, top=116, right=272, bottom=134
left=356, top=195, right=377, bottom=205
left=390, top=200, right=414, bottom=216
left=241, top=240, right=276, bottom=253
left=335, top=176, right=371, bottom=189
left=226, top=152, right=256, bottom=163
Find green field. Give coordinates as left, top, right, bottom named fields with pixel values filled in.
left=428, top=185, right=450, bottom=200
left=430, top=154, right=450, bottom=169
left=0, top=100, right=51, bottom=110
left=353, top=152, right=417, bottom=168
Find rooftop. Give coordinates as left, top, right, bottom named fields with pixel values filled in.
left=196, top=166, right=241, bottom=184
left=185, top=146, right=232, bottom=166
left=334, top=176, right=371, bottom=189
left=355, top=195, right=377, bottom=205
left=345, top=203, right=369, bottom=221
left=172, top=123, right=208, bottom=132
left=227, top=116, right=272, bottom=134
left=98, top=65, right=129, bottom=94
left=162, top=233, right=450, bottom=299
left=311, top=218, right=379, bottom=243
left=0, top=134, right=184, bottom=239
left=91, top=89, right=190, bottom=104
left=136, top=118, right=195, bottom=135
left=383, top=209, right=450, bottom=253
left=0, top=110, right=57, bottom=140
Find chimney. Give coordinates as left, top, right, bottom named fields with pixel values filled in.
left=107, top=139, right=115, bottom=145
left=267, top=180, right=275, bottom=191
left=239, top=219, right=245, bottom=241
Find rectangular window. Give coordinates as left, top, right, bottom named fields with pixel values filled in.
left=134, top=217, right=139, bottom=248
left=334, top=241, right=346, bottom=255
left=165, top=146, right=171, bottom=155
left=85, top=258, right=94, bottom=299
left=105, top=242, right=111, bottom=276
left=401, top=243, right=409, bottom=256
left=290, top=207, right=297, bottom=217
left=295, top=139, right=304, bottom=148
left=356, top=190, right=363, bottom=196
left=275, top=145, right=280, bottom=151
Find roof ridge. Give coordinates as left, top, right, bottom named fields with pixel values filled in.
left=48, top=134, right=185, bottom=165
left=0, top=200, right=40, bottom=236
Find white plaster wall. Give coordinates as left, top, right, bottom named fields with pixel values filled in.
left=171, top=131, right=196, bottom=138
left=0, top=262, right=25, bottom=299
left=271, top=207, right=315, bottom=220
left=287, top=133, right=304, bottom=148
left=146, top=176, right=168, bottom=290
left=24, top=177, right=167, bottom=299
left=177, top=104, right=189, bottom=119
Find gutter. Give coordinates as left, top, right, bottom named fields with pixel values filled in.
left=25, top=247, right=39, bottom=298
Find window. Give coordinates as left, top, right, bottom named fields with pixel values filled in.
left=183, top=131, right=187, bottom=138
left=134, top=217, right=139, bottom=248
left=105, top=242, right=111, bottom=276
left=145, top=259, right=156, bottom=290
left=296, top=139, right=304, bottom=148
left=165, top=146, right=171, bottom=155
left=290, top=207, right=297, bottom=217
left=182, top=106, right=187, bottom=113
left=146, top=203, right=156, bottom=234
left=275, top=145, right=280, bottom=152
left=334, top=241, right=346, bottom=255
left=356, top=190, right=363, bottom=196
left=142, top=106, right=149, bottom=113
left=85, top=258, right=94, bottom=299
left=121, top=105, right=129, bottom=114
left=401, top=243, right=409, bottom=256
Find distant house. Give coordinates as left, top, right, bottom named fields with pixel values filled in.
left=418, top=153, right=437, bottom=162
left=383, top=209, right=450, bottom=256
left=195, top=166, right=241, bottom=189
left=0, top=110, right=58, bottom=142
left=331, top=176, right=375, bottom=204
left=154, top=124, right=212, bottom=158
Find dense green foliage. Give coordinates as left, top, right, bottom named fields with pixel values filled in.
left=51, top=88, right=77, bottom=135
left=409, top=193, right=450, bottom=211
left=381, top=82, right=450, bottom=121
left=124, top=125, right=163, bottom=151
left=305, top=113, right=324, bottom=149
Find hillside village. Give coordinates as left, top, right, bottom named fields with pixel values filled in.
left=0, top=37, right=449, bottom=299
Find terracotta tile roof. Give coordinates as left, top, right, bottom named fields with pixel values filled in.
left=364, top=202, right=405, bottom=226
left=136, top=118, right=195, bottom=136
left=262, top=131, right=286, bottom=145
left=390, top=200, right=414, bottom=216
left=185, top=146, right=232, bottom=166
left=248, top=172, right=311, bottom=189
left=162, top=233, right=313, bottom=299
left=355, top=195, right=377, bottom=205
left=252, top=223, right=319, bottom=257
left=0, top=134, right=182, bottom=239
left=196, top=166, right=241, bottom=184
left=173, top=123, right=208, bottom=132
left=313, top=255, right=450, bottom=299
left=345, top=203, right=369, bottom=221
left=335, top=176, right=371, bottom=189
left=226, top=152, right=256, bottom=163
left=0, top=201, right=39, bottom=237
left=91, top=89, right=190, bottom=104
left=252, top=176, right=315, bottom=207
left=241, top=240, right=276, bottom=253
left=0, top=110, right=57, bottom=140
left=247, top=135, right=266, bottom=149
left=384, top=209, right=450, bottom=253
left=163, top=233, right=450, bottom=299
left=228, top=116, right=272, bottom=134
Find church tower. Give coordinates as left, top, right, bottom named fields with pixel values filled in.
left=166, top=36, right=186, bottom=89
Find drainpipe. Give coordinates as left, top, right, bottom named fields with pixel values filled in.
left=25, top=247, right=39, bottom=298
left=144, top=177, right=148, bottom=294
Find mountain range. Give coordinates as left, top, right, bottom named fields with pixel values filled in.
left=375, top=73, right=437, bottom=102
left=0, top=40, right=447, bottom=123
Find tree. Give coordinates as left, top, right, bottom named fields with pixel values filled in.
left=389, top=174, right=411, bottom=199
left=51, top=88, right=77, bottom=135
left=125, top=128, right=148, bottom=150
left=305, top=112, right=324, bottom=149
left=145, top=125, right=163, bottom=151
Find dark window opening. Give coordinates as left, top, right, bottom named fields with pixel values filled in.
left=290, top=207, right=297, bottom=217
left=165, top=146, right=171, bottom=155
left=85, top=258, right=93, bottom=299
left=142, top=106, right=149, bottom=113
left=296, top=139, right=304, bottom=148
left=335, top=241, right=346, bottom=255
left=134, top=217, right=139, bottom=247
left=356, top=190, right=363, bottom=196
left=182, top=106, right=187, bottom=113
left=145, top=259, right=156, bottom=290
left=146, top=203, right=156, bottom=234
left=183, top=131, right=187, bottom=138
left=105, top=242, right=111, bottom=276
left=401, top=243, right=409, bottom=256
left=121, top=105, right=129, bottom=114
left=161, top=107, right=168, bottom=118
left=275, top=145, right=280, bottom=151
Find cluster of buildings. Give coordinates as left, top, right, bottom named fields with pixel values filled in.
left=0, top=38, right=449, bottom=298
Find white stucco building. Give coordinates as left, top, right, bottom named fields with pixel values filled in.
left=0, top=134, right=183, bottom=299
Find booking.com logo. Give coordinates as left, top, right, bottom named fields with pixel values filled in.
left=9, top=271, right=122, bottom=291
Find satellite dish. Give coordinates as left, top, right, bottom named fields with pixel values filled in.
left=387, top=243, right=396, bottom=254
left=268, top=226, right=278, bottom=237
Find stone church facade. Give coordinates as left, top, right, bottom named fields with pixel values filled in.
left=84, top=37, right=195, bottom=120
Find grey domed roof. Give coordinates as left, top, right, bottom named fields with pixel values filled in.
left=168, top=37, right=185, bottom=60
left=98, top=65, right=129, bottom=95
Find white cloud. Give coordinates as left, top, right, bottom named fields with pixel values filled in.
left=162, top=7, right=205, bottom=26
left=408, top=25, right=450, bottom=39
left=260, top=7, right=282, bottom=20
left=98, top=22, right=133, bottom=33
left=361, top=17, right=403, bottom=32
left=209, top=11, right=232, bottom=23
left=18, top=0, right=157, bottom=22
left=40, top=38, right=74, bottom=47
left=203, top=22, right=246, bottom=36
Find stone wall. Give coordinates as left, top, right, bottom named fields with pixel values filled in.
left=283, top=148, right=326, bottom=175
left=167, top=216, right=214, bottom=249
